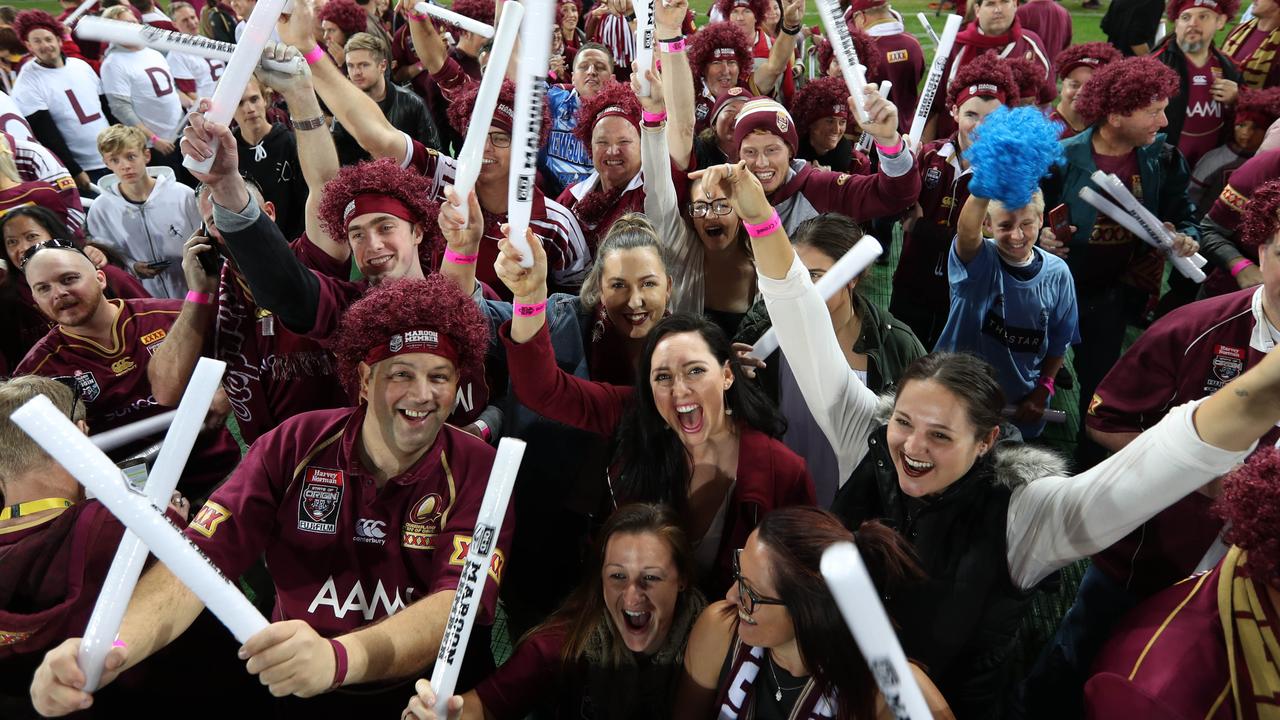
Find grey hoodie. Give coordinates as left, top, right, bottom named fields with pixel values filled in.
left=86, top=166, right=199, bottom=299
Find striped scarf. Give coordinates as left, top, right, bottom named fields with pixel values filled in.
left=1222, top=19, right=1280, bottom=90
left=1219, top=545, right=1280, bottom=719
left=715, top=637, right=836, bottom=720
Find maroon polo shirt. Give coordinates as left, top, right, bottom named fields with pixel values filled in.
left=869, top=29, right=926, bottom=135
left=473, top=627, right=567, bottom=716
left=14, top=298, right=241, bottom=498
left=1015, top=0, right=1072, bottom=63
left=184, top=406, right=512, bottom=638
left=895, top=137, right=970, bottom=308
left=1086, top=287, right=1279, bottom=597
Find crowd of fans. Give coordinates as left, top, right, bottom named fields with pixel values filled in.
left=2, top=0, right=1280, bottom=717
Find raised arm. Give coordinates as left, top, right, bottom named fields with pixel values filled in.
left=655, top=0, right=696, bottom=170
left=750, top=0, right=803, bottom=93
left=1006, top=346, right=1280, bottom=590
left=148, top=233, right=220, bottom=405
left=953, top=193, right=989, bottom=265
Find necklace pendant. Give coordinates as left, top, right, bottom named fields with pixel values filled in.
left=775, top=689, right=783, bottom=702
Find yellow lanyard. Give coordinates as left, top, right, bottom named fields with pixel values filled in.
left=0, top=497, right=74, bottom=520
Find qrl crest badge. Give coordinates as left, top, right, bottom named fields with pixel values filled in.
left=60, top=371, right=100, bottom=403
left=403, top=492, right=445, bottom=549
left=298, top=466, right=344, bottom=534
left=924, top=166, right=942, bottom=190
left=776, top=112, right=789, bottom=133
left=1211, top=344, right=1244, bottom=383
left=389, top=334, right=404, bottom=353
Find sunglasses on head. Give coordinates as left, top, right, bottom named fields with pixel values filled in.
left=19, top=238, right=88, bottom=271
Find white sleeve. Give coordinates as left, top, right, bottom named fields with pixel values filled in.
left=99, top=58, right=130, bottom=97
left=1005, top=399, right=1255, bottom=590
left=640, top=123, right=703, bottom=315
left=10, top=71, right=47, bottom=113
left=757, top=253, right=882, bottom=476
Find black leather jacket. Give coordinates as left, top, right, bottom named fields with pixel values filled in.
left=332, top=82, right=441, bottom=166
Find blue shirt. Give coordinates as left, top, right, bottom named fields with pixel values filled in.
left=935, top=238, right=1080, bottom=437
left=538, top=85, right=592, bottom=197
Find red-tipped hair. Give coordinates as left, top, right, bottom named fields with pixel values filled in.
left=316, top=0, right=367, bottom=36
left=1215, top=447, right=1280, bottom=588
left=1239, top=179, right=1280, bottom=253
left=445, top=78, right=551, bottom=146
left=327, top=275, right=490, bottom=394
left=687, top=21, right=754, bottom=82
left=1054, top=41, right=1123, bottom=80
left=1165, top=0, right=1239, bottom=21
left=1074, top=56, right=1179, bottom=126
left=572, top=79, right=642, bottom=155
left=13, top=10, right=65, bottom=43
left=451, top=0, right=496, bottom=23
left=945, top=51, right=1018, bottom=109
left=791, top=76, right=851, bottom=134
left=713, top=0, right=770, bottom=26
left=317, top=158, right=441, bottom=248
left=816, top=28, right=884, bottom=82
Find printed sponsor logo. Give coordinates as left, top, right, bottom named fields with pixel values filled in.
left=1210, top=347, right=1244, bottom=384
left=298, top=467, right=344, bottom=534
left=141, top=329, right=167, bottom=345
left=887, top=49, right=909, bottom=63
left=0, top=629, right=33, bottom=647
left=355, top=518, right=387, bottom=545
left=1220, top=185, right=1247, bottom=212
left=307, top=576, right=410, bottom=620
left=56, top=370, right=101, bottom=402
left=190, top=500, right=232, bottom=538
left=448, top=532, right=506, bottom=583
left=111, top=357, right=137, bottom=376
left=1088, top=393, right=1103, bottom=415
left=402, top=493, right=444, bottom=549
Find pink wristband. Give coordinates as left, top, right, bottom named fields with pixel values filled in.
left=302, top=45, right=326, bottom=65
left=743, top=211, right=782, bottom=238
left=513, top=300, right=547, bottom=317
left=329, top=639, right=347, bottom=689
left=642, top=109, right=667, bottom=123
left=1037, top=374, right=1056, bottom=396
left=408, top=9, right=428, bottom=20
left=874, top=138, right=905, bottom=155
left=659, top=38, right=686, bottom=53
left=1230, top=258, right=1255, bottom=277
left=444, top=248, right=479, bottom=264
left=185, top=290, right=212, bottom=305
left=150, top=134, right=160, bottom=145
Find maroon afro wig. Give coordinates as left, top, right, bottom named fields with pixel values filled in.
left=815, top=28, right=884, bottom=83
left=445, top=78, right=551, bottom=147
left=791, top=76, right=852, bottom=134
left=450, top=0, right=497, bottom=24
left=327, top=275, right=490, bottom=393
left=1005, top=55, right=1048, bottom=104
left=945, top=51, right=1019, bottom=109
left=1236, top=86, right=1280, bottom=127
left=1239, top=179, right=1280, bottom=253
left=688, top=21, right=754, bottom=83
left=1166, top=0, right=1239, bottom=22
left=1054, top=41, right=1123, bottom=80
left=13, top=10, right=65, bottom=43
left=317, top=0, right=368, bottom=37
left=713, top=0, right=770, bottom=27
left=318, top=157, right=442, bottom=247
left=1074, top=56, right=1179, bottom=126
left=1215, top=447, right=1280, bottom=588
left=572, top=79, right=642, bottom=157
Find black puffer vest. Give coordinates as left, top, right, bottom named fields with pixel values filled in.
left=831, top=416, right=1066, bottom=720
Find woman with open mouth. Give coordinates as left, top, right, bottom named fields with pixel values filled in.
left=693, top=157, right=1280, bottom=718
left=488, top=223, right=815, bottom=596
left=674, top=506, right=953, bottom=720
left=403, top=503, right=706, bottom=720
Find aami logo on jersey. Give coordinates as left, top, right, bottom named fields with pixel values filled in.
left=449, top=533, right=507, bottom=584
left=190, top=500, right=232, bottom=538
left=355, top=518, right=387, bottom=545
left=298, top=466, right=344, bottom=534
left=307, top=576, right=411, bottom=621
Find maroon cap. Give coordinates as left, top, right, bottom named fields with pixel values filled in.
left=732, top=97, right=799, bottom=155
left=848, top=0, right=888, bottom=11
left=709, top=86, right=750, bottom=126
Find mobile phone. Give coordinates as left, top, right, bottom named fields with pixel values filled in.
left=147, top=260, right=173, bottom=270
left=1048, top=204, right=1070, bottom=244
left=196, top=225, right=225, bottom=277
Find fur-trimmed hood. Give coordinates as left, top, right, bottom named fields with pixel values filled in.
left=871, top=390, right=1070, bottom=491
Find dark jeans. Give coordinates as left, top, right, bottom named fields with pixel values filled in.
left=1072, top=284, right=1147, bottom=470
left=1017, top=565, right=1138, bottom=719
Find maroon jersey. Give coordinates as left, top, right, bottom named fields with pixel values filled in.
left=866, top=26, right=926, bottom=135
left=895, top=137, right=970, bottom=309
left=184, top=406, right=512, bottom=638
left=558, top=171, right=647, bottom=263
left=1086, top=287, right=1280, bottom=597
left=473, top=627, right=566, bottom=716
left=1079, top=150, right=1146, bottom=288
left=0, top=180, right=80, bottom=234
left=14, top=298, right=240, bottom=497
left=1205, top=147, right=1280, bottom=230
left=1015, top=0, right=1072, bottom=63
left=932, top=23, right=1053, bottom=138
left=768, top=157, right=921, bottom=234
left=214, top=237, right=350, bottom=445
left=1177, top=55, right=1227, bottom=169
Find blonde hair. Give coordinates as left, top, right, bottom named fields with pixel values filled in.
left=988, top=190, right=1046, bottom=218
left=102, top=5, right=135, bottom=21
left=0, top=376, right=85, bottom=479
left=97, top=124, right=149, bottom=159
left=578, top=213, right=672, bottom=311
left=343, top=31, right=387, bottom=62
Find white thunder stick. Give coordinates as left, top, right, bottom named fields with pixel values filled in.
left=430, top=438, right=526, bottom=717
left=856, top=80, right=893, bottom=154
left=506, top=0, right=554, bottom=268
left=11, top=395, right=270, bottom=643
left=451, top=1, right=523, bottom=227
left=750, top=235, right=882, bottom=360
left=79, top=358, right=226, bottom=691
left=916, top=13, right=939, bottom=46
left=907, top=13, right=962, bottom=149
left=90, top=410, right=177, bottom=452
left=76, top=16, right=301, bottom=74
left=1002, top=406, right=1067, bottom=424
left=64, top=0, right=100, bottom=27
left=1092, top=171, right=1208, bottom=271
left=633, top=0, right=657, bottom=97
left=414, top=1, right=496, bottom=38
left=814, top=0, right=872, bottom=125
left=821, top=542, right=934, bottom=720
left=1083, top=175, right=1208, bottom=282
left=183, top=0, right=289, bottom=174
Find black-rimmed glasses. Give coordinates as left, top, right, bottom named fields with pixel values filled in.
left=689, top=200, right=733, bottom=218
left=734, top=548, right=785, bottom=615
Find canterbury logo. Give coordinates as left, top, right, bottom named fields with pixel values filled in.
left=356, top=519, right=387, bottom=540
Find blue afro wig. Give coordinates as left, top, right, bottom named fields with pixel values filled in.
left=966, top=106, right=1064, bottom=210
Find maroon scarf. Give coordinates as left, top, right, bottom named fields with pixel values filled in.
left=955, top=17, right=1025, bottom=50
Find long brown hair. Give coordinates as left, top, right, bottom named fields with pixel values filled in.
left=534, top=503, right=696, bottom=667
left=756, top=507, right=924, bottom=720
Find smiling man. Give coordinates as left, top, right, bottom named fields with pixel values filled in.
left=28, top=275, right=512, bottom=717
